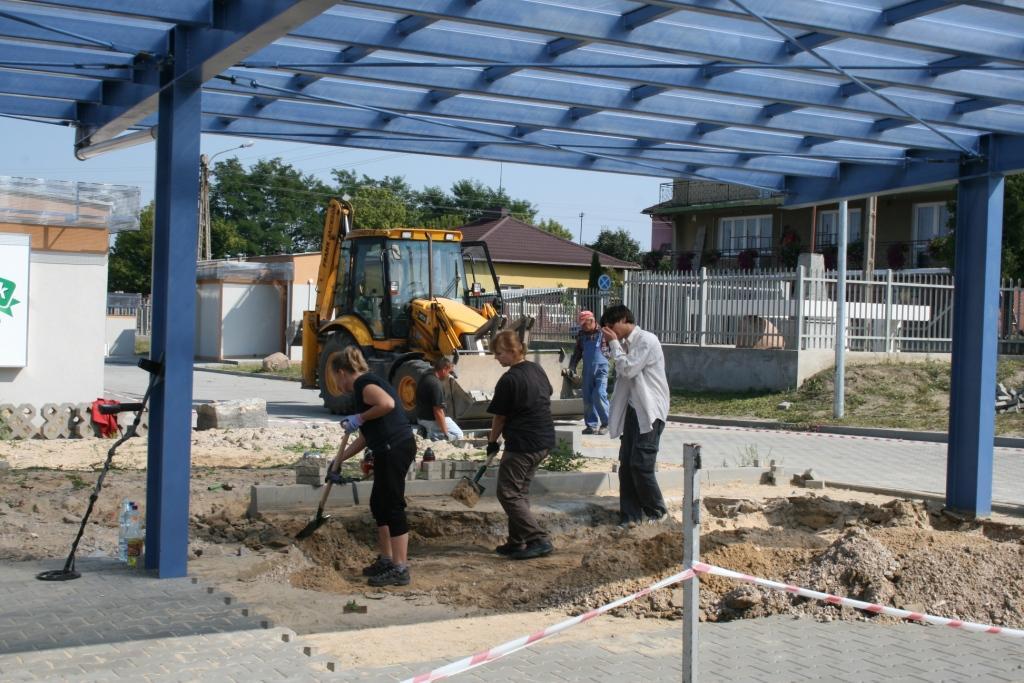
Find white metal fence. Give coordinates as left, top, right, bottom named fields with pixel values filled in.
left=106, top=293, right=151, bottom=337
left=623, top=268, right=1024, bottom=354
left=500, top=287, right=621, bottom=342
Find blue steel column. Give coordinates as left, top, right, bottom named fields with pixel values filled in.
left=946, top=155, right=1003, bottom=516
left=146, top=28, right=201, bottom=577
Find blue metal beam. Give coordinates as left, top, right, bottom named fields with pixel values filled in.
left=0, top=92, right=75, bottom=118
left=644, top=0, right=1024, bottom=66
left=333, top=0, right=1024, bottom=94
left=0, top=6, right=169, bottom=56
left=24, top=0, right=213, bottom=25
left=0, top=40, right=134, bottom=79
left=209, top=67, right=908, bottom=161
left=82, top=0, right=338, bottom=144
left=288, top=11, right=1024, bottom=134
left=884, top=0, right=951, bottom=24
left=784, top=31, right=837, bottom=54
left=202, top=90, right=837, bottom=176
left=0, top=69, right=101, bottom=101
left=245, top=44, right=980, bottom=151
left=621, top=5, right=677, bottom=30
left=147, top=25, right=202, bottom=579
left=946, top=151, right=1002, bottom=516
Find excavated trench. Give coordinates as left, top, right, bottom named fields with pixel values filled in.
left=196, top=495, right=1024, bottom=626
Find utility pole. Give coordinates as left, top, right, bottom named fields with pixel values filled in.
left=199, top=141, right=254, bottom=261
left=579, top=212, right=584, bottom=244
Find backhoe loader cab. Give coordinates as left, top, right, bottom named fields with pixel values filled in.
left=302, top=198, right=582, bottom=421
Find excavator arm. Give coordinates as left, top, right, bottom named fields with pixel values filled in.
left=302, top=198, right=352, bottom=388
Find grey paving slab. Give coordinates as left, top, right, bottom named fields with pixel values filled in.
left=580, top=422, right=1024, bottom=508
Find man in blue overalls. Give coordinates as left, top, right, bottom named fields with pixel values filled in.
left=569, top=310, right=610, bottom=435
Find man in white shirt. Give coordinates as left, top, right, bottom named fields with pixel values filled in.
left=600, top=304, right=670, bottom=528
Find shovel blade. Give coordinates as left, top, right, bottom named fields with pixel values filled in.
left=295, top=512, right=330, bottom=539
left=450, top=476, right=483, bottom=508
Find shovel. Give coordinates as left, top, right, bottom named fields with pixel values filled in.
left=296, top=431, right=353, bottom=539
left=450, top=451, right=499, bottom=508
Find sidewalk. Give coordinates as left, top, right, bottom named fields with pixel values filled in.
left=2, top=558, right=1022, bottom=682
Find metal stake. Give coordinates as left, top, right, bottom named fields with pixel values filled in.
left=683, top=443, right=702, bottom=683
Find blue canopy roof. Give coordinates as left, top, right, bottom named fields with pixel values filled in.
left=2, top=0, right=1023, bottom=206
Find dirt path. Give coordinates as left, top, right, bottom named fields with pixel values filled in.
left=2, top=428, right=1024, bottom=667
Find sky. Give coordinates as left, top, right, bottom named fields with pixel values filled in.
left=0, top=118, right=667, bottom=251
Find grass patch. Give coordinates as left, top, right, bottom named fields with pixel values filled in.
left=135, top=336, right=150, bottom=356
left=670, top=358, right=1024, bottom=436
left=543, top=441, right=587, bottom=472
left=65, top=473, right=88, bottom=490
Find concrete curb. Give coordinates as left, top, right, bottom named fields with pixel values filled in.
left=819, top=480, right=1024, bottom=515
left=249, top=467, right=769, bottom=514
left=194, top=365, right=301, bottom=383
left=667, top=414, right=1024, bottom=449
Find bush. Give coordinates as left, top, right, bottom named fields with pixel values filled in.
left=543, top=441, right=586, bottom=471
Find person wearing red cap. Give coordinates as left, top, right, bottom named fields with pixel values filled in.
left=568, top=309, right=610, bottom=435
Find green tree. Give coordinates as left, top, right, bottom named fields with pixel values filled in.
left=351, top=185, right=408, bottom=229
left=536, top=218, right=574, bottom=241
left=211, top=157, right=332, bottom=255
left=108, top=202, right=153, bottom=294
left=587, top=250, right=603, bottom=289
left=447, top=179, right=536, bottom=223
left=588, top=227, right=641, bottom=263
left=937, top=175, right=1024, bottom=279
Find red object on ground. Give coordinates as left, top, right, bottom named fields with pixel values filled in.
left=90, top=399, right=120, bottom=437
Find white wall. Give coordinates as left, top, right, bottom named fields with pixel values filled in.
left=221, top=283, right=283, bottom=358
left=105, top=315, right=136, bottom=357
left=0, top=252, right=106, bottom=405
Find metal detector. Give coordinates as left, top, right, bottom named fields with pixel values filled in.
left=36, top=357, right=163, bottom=581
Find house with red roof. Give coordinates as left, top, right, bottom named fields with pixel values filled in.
left=457, top=209, right=640, bottom=289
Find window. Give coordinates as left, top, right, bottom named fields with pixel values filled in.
left=816, top=208, right=862, bottom=248
left=718, top=215, right=772, bottom=254
left=912, top=202, right=951, bottom=260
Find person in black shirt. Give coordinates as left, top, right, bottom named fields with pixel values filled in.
left=486, top=330, right=555, bottom=560
left=328, top=346, right=416, bottom=587
left=415, top=356, right=464, bottom=441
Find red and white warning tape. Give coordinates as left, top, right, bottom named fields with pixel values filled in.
left=692, top=562, right=1024, bottom=638
left=400, top=568, right=695, bottom=683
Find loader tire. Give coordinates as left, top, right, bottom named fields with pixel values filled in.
left=317, top=332, right=359, bottom=415
left=391, top=359, right=431, bottom=424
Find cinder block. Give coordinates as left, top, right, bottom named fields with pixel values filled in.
left=196, top=398, right=268, bottom=430
left=555, top=428, right=581, bottom=453
left=418, top=461, right=445, bottom=480
left=805, top=479, right=826, bottom=489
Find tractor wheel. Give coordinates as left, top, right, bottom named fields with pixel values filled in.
left=391, top=359, right=431, bottom=424
left=317, top=332, right=359, bottom=415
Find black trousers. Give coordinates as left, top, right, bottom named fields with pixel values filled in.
left=618, top=407, right=667, bottom=523
left=369, top=437, right=416, bottom=536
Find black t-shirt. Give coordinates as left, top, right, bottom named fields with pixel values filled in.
left=486, top=360, right=555, bottom=453
left=353, top=373, right=413, bottom=453
left=415, top=372, right=446, bottom=422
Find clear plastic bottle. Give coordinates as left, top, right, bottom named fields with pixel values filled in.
left=125, top=504, right=143, bottom=568
left=117, top=499, right=132, bottom=562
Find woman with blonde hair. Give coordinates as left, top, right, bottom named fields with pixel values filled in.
left=329, top=346, right=416, bottom=586
left=485, top=330, right=555, bottom=560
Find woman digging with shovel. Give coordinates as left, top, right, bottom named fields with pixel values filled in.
left=326, top=347, right=417, bottom=587
left=486, top=330, right=555, bottom=560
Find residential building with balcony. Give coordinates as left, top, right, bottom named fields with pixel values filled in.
left=643, top=179, right=955, bottom=271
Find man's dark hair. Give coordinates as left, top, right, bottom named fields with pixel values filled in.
left=601, top=304, right=635, bottom=327
left=433, top=355, right=454, bottom=371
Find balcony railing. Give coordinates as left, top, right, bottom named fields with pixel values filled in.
left=658, top=180, right=783, bottom=206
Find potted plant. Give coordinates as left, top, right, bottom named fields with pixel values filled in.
left=737, top=248, right=759, bottom=270
left=676, top=251, right=694, bottom=272
left=779, top=227, right=802, bottom=269
left=704, top=249, right=722, bottom=269
left=886, top=242, right=908, bottom=270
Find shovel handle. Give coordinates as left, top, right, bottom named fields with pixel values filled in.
left=472, top=451, right=500, bottom=485
left=317, top=430, right=354, bottom=514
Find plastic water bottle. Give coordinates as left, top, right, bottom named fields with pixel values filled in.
left=125, top=504, right=143, bottom=568
left=117, top=499, right=132, bottom=562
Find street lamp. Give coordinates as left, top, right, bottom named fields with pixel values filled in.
left=198, top=141, right=254, bottom=261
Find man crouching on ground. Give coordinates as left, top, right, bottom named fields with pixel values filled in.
left=600, top=304, right=670, bottom=529
left=486, top=330, right=555, bottom=560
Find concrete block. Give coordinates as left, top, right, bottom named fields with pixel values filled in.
left=555, top=428, right=581, bottom=453
left=418, top=461, right=445, bottom=480
left=702, top=468, right=770, bottom=485
left=196, top=398, right=268, bottom=430
left=532, top=472, right=612, bottom=495
left=0, top=459, right=8, bottom=477
left=805, top=479, right=826, bottom=489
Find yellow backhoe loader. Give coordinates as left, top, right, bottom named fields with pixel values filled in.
left=301, top=199, right=581, bottom=423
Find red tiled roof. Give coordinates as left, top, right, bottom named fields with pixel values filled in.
left=457, top=214, right=640, bottom=269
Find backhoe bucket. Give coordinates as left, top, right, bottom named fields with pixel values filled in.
left=446, top=349, right=582, bottom=421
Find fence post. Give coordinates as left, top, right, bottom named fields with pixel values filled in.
left=794, top=265, right=805, bottom=350
left=884, top=269, right=894, bottom=352
left=682, top=443, right=702, bottom=683
left=697, top=267, right=708, bottom=347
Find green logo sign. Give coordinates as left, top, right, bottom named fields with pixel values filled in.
left=0, top=277, right=20, bottom=317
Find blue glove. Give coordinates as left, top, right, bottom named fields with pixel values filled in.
left=340, top=413, right=364, bottom=433
left=486, top=441, right=501, bottom=457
